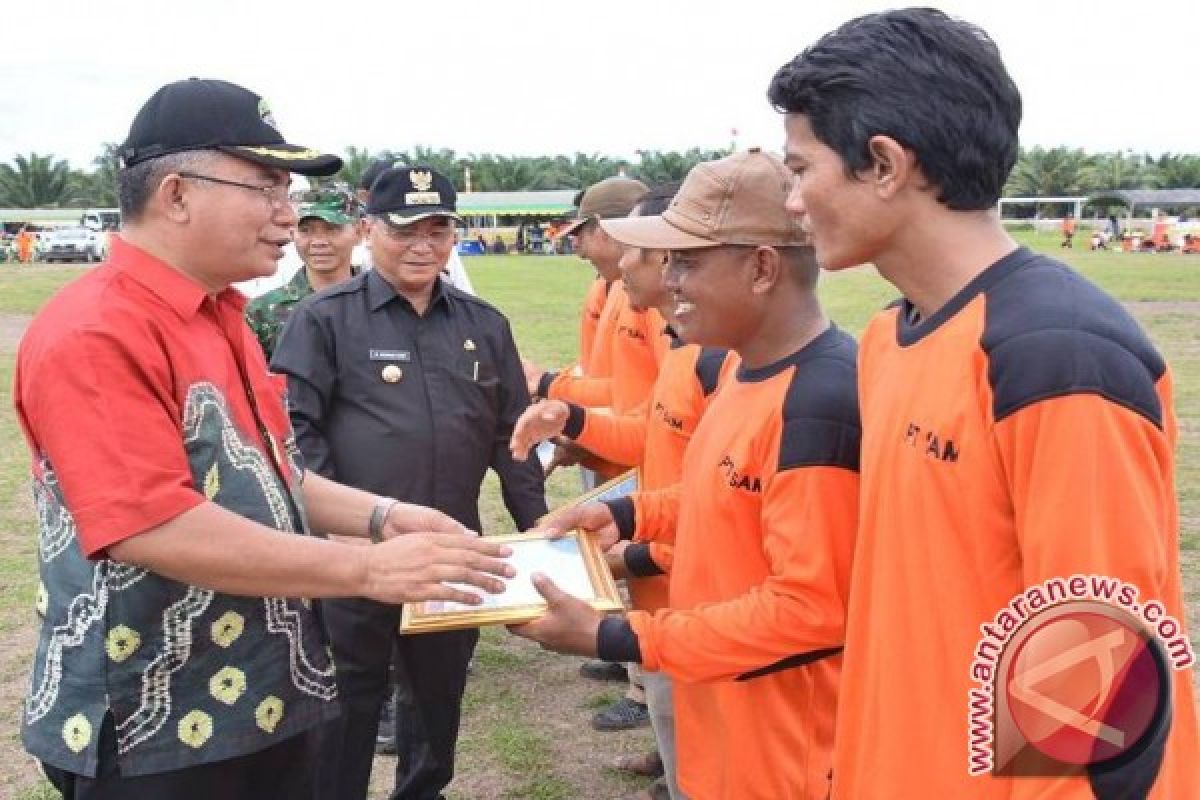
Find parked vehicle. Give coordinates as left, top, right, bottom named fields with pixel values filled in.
left=43, top=227, right=105, bottom=263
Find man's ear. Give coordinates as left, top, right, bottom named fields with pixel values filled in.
left=749, top=246, right=784, bottom=295
left=159, top=173, right=191, bottom=223
left=865, top=134, right=917, bottom=200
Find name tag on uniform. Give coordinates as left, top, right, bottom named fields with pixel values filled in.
left=369, top=349, right=412, bottom=362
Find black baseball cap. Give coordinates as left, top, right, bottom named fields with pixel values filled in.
left=358, top=158, right=395, bottom=192
left=366, top=166, right=462, bottom=226
left=120, top=78, right=342, bottom=176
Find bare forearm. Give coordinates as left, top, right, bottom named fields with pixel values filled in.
left=301, top=471, right=377, bottom=538
left=108, top=501, right=367, bottom=598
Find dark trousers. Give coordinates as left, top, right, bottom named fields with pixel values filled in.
left=314, top=597, right=477, bottom=800
left=43, top=713, right=314, bottom=800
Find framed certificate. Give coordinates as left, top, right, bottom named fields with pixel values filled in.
left=399, top=529, right=624, bottom=633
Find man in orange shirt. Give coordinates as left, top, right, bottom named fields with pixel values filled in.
left=527, top=178, right=650, bottom=485
left=527, top=176, right=660, bottom=727
left=512, top=182, right=734, bottom=798
left=528, top=177, right=664, bottom=417
left=771, top=8, right=1198, bottom=798
left=511, top=149, right=860, bottom=800
left=1061, top=211, right=1076, bottom=248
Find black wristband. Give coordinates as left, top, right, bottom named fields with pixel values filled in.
left=597, top=617, right=642, bottom=664
left=625, top=543, right=665, bottom=577
left=562, top=402, right=586, bottom=438
left=536, top=371, right=558, bottom=399
left=604, top=497, right=636, bottom=541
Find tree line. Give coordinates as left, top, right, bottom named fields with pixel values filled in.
left=2, top=145, right=1198, bottom=209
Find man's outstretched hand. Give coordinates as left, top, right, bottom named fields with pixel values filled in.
left=537, top=502, right=621, bottom=552
left=510, top=400, right=570, bottom=461
left=508, top=573, right=604, bottom=657
left=361, top=531, right=514, bottom=606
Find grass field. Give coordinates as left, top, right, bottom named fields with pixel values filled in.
left=0, top=230, right=1196, bottom=798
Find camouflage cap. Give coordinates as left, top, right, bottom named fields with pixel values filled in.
left=292, top=184, right=360, bottom=225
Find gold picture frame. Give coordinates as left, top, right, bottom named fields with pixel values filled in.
left=539, top=468, right=641, bottom=525
left=399, top=529, right=624, bottom=634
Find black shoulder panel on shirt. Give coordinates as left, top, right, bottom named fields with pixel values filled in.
left=981, top=255, right=1166, bottom=429
left=777, top=330, right=861, bottom=473
left=694, top=348, right=730, bottom=397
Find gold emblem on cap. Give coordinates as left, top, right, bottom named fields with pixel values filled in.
left=463, top=339, right=476, bottom=351
left=410, top=170, right=434, bottom=192
left=381, top=365, right=403, bottom=383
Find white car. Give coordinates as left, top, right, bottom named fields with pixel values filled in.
left=42, top=227, right=105, bottom=263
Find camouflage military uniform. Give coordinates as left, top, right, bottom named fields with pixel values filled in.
left=245, top=267, right=316, bottom=360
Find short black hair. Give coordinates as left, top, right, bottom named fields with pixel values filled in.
left=780, top=245, right=819, bottom=290
left=767, top=7, right=1021, bottom=210
left=635, top=182, right=681, bottom=217
left=117, top=151, right=212, bottom=221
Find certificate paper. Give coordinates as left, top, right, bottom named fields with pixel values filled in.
left=399, top=530, right=624, bottom=633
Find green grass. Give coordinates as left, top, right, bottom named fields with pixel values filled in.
left=0, top=265, right=90, bottom=315
left=13, top=782, right=58, bottom=800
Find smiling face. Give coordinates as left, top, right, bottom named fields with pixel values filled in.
left=368, top=215, right=456, bottom=295
left=782, top=113, right=893, bottom=271
left=295, top=217, right=360, bottom=279
left=663, top=245, right=762, bottom=348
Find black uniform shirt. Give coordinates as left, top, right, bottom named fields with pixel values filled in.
left=271, top=270, right=546, bottom=531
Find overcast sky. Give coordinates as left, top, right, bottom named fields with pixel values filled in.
left=4, top=0, right=1198, bottom=171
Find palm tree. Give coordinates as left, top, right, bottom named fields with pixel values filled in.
left=1003, top=146, right=1098, bottom=217
left=633, top=147, right=731, bottom=185
left=1083, top=151, right=1158, bottom=192
left=1152, top=154, right=1200, bottom=189
left=69, top=142, right=121, bottom=207
left=554, top=153, right=620, bottom=188
left=0, top=152, right=80, bottom=207
left=334, top=145, right=376, bottom=189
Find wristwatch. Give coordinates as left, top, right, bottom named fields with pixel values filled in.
left=368, top=497, right=400, bottom=543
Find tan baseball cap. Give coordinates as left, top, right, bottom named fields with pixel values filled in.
left=555, top=176, right=649, bottom=238
left=600, top=148, right=808, bottom=250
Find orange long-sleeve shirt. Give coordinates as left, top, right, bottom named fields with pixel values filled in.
left=598, top=326, right=860, bottom=800
left=577, top=277, right=608, bottom=376
left=834, top=247, right=1199, bottom=798
left=561, top=335, right=734, bottom=610
left=539, top=284, right=667, bottom=415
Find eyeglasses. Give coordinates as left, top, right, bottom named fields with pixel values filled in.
left=177, top=172, right=291, bottom=209
left=378, top=223, right=456, bottom=247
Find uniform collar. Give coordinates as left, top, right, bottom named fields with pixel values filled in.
left=366, top=269, right=449, bottom=314
left=109, top=235, right=245, bottom=319
left=288, top=263, right=360, bottom=298
left=284, top=266, right=313, bottom=297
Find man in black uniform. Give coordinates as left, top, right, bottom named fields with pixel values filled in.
left=272, top=165, right=547, bottom=800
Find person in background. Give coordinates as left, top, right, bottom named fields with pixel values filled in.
left=245, top=184, right=361, bottom=359
left=272, top=165, right=546, bottom=800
